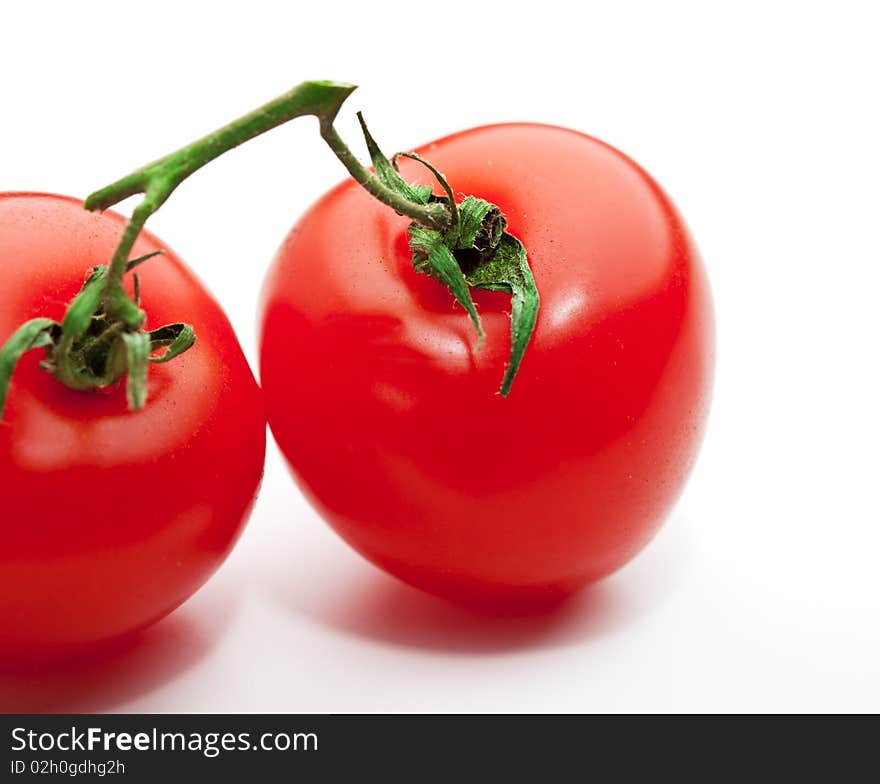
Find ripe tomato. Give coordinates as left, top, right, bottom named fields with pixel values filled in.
left=260, top=124, right=713, bottom=602
left=0, top=193, right=265, bottom=663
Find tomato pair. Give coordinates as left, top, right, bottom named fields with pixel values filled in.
left=1, top=113, right=712, bottom=662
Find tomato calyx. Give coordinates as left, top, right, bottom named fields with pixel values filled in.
left=356, top=115, right=540, bottom=396
left=0, top=252, right=195, bottom=418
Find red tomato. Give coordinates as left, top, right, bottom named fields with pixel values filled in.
left=0, top=193, right=265, bottom=663
left=260, top=124, right=713, bottom=602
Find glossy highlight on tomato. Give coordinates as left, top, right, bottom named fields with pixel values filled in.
left=0, top=193, right=266, bottom=663
left=260, top=124, right=714, bottom=602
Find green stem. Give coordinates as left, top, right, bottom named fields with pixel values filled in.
left=86, top=80, right=449, bottom=297
left=319, top=122, right=449, bottom=230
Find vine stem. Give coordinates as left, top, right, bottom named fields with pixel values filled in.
left=1, top=78, right=538, bottom=416
left=86, top=80, right=450, bottom=299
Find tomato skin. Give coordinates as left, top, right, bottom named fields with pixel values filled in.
left=260, top=124, right=713, bottom=602
left=0, top=193, right=265, bottom=663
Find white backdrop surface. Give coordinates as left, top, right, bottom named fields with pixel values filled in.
left=1, top=1, right=878, bottom=712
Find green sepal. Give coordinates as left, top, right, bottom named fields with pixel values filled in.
left=0, top=318, right=58, bottom=418
left=356, top=113, right=432, bottom=206
left=408, top=225, right=484, bottom=340
left=125, top=250, right=164, bottom=272
left=465, top=233, right=539, bottom=396
left=393, top=152, right=457, bottom=215
left=148, top=323, right=196, bottom=363
left=61, top=263, right=145, bottom=336
left=62, top=267, right=108, bottom=336
left=122, top=331, right=150, bottom=410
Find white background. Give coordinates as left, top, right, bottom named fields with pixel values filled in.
left=1, top=1, right=878, bottom=713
